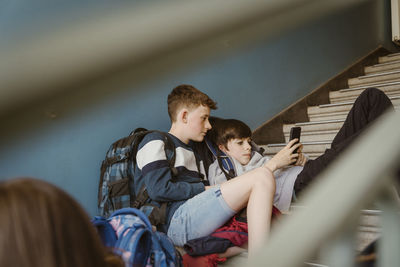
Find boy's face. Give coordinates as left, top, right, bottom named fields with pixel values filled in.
left=185, top=105, right=212, bottom=142
left=220, top=137, right=252, bottom=165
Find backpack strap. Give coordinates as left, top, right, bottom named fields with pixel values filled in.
left=139, top=203, right=168, bottom=227
left=131, top=131, right=177, bottom=226
left=110, top=207, right=153, bottom=229
left=205, top=138, right=236, bottom=180
left=160, top=132, right=178, bottom=177
left=132, top=184, right=149, bottom=209
left=91, top=216, right=118, bottom=247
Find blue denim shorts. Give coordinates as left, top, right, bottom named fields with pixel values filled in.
left=167, top=185, right=236, bottom=246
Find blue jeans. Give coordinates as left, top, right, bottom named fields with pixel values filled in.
left=167, top=185, right=236, bottom=246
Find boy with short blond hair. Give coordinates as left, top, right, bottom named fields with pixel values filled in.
left=167, top=84, right=217, bottom=122
left=134, top=84, right=296, bottom=257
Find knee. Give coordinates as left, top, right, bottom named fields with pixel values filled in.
left=252, top=168, right=276, bottom=193
left=363, top=87, right=387, bottom=100
left=364, top=87, right=382, bottom=95
left=362, top=87, right=393, bottom=110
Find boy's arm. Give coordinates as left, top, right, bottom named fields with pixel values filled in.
left=136, top=135, right=205, bottom=202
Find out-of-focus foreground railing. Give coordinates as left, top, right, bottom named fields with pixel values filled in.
left=249, top=109, right=400, bottom=267
left=0, top=0, right=367, bottom=115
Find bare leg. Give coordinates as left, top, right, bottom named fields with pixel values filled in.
left=220, top=167, right=275, bottom=257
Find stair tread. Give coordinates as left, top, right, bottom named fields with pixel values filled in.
left=330, top=87, right=400, bottom=103
left=308, top=106, right=399, bottom=122
left=379, top=53, right=400, bottom=63
left=348, top=72, right=400, bottom=87
left=293, top=119, right=345, bottom=126
left=365, top=60, right=400, bottom=74
left=309, top=95, right=400, bottom=110
left=385, top=52, right=400, bottom=57
left=283, top=121, right=344, bottom=136
left=368, top=59, right=400, bottom=68
left=263, top=140, right=332, bottom=147
left=358, top=69, right=400, bottom=78
left=339, top=80, right=400, bottom=92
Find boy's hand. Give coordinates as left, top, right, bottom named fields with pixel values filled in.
left=294, top=151, right=307, bottom=166
left=265, top=139, right=301, bottom=171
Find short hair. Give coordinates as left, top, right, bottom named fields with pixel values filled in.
left=167, top=84, right=217, bottom=122
left=212, top=118, right=252, bottom=148
left=0, top=178, right=123, bottom=267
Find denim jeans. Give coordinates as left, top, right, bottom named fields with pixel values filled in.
left=167, top=185, right=235, bottom=246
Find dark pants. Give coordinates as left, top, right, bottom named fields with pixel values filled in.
left=293, top=88, right=395, bottom=196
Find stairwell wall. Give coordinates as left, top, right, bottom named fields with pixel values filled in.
left=0, top=0, right=393, bottom=216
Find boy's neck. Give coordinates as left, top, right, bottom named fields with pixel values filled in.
left=169, top=124, right=189, bottom=144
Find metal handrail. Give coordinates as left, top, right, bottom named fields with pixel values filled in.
left=249, top=110, right=400, bottom=266
left=0, top=0, right=367, bottom=115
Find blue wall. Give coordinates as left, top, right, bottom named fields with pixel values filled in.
left=0, top=0, right=393, bottom=216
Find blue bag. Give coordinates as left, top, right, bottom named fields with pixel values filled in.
left=92, top=208, right=182, bottom=267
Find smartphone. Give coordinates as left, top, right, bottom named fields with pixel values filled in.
left=289, top=126, right=301, bottom=154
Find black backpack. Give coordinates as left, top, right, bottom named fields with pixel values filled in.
left=98, top=128, right=176, bottom=225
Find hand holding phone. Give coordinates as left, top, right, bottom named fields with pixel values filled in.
left=289, top=126, right=301, bottom=154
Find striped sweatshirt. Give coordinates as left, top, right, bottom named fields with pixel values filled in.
left=134, top=131, right=206, bottom=232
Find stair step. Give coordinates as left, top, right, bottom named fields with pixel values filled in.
left=357, top=209, right=381, bottom=252
left=263, top=152, right=322, bottom=160
left=348, top=70, right=400, bottom=87
left=378, top=52, right=400, bottom=63
left=284, top=130, right=338, bottom=143
left=261, top=141, right=331, bottom=158
left=330, top=84, right=400, bottom=103
left=340, top=80, right=400, bottom=92
left=308, top=110, right=350, bottom=122
left=288, top=206, right=380, bottom=252
left=365, top=59, right=400, bottom=74
left=309, top=105, right=400, bottom=122
left=308, top=102, right=358, bottom=116
left=308, top=96, right=400, bottom=118
left=359, top=209, right=381, bottom=228
left=283, top=120, right=344, bottom=142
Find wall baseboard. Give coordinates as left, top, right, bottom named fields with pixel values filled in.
left=252, top=45, right=391, bottom=145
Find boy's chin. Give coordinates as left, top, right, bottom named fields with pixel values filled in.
left=239, top=158, right=251, bottom=165
left=241, top=160, right=251, bottom=165
left=192, top=135, right=205, bottom=142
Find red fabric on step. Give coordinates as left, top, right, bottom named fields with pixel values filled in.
left=182, top=253, right=226, bottom=267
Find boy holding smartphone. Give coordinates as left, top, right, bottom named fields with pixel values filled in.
left=207, top=118, right=305, bottom=212
left=208, top=87, right=395, bottom=203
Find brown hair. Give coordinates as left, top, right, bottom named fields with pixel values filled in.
left=211, top=118, right=252, bottom=148
left=0, top=178, right=123, bottom=267
left=167, top=84, right=217, bottom=122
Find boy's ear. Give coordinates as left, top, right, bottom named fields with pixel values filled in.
left=218, top=144, right=227, bottom=152
left=178, top=109, right=189, bottom=124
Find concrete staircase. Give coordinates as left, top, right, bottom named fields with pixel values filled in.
left=260, top=52, right=400, bottom=253
left=262, top=53, right=400, bottom=161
